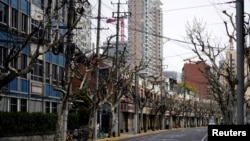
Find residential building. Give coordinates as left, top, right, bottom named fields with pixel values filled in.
left=73, top=2, right=92, bottom=53
left=163, top=70, right=182, bottom=83
left=128, top=0, right=163, bottom=76
left=224, top=49, right=250, bottom=123
left=182, top=61, right=208, bottom=99
left=101, top=40, right=129, bottom=64
left=218, top=49, right=237, bottom=85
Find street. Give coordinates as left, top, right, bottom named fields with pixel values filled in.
left=117, top=127, right=208, bottom=141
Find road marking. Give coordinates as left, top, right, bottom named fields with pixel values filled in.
left=201, top=133, right=207, bottom=141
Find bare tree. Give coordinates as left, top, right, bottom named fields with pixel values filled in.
left=185, top=16, right=239, bottom=124
left=168, top=95, right=183, bottom=128
left=136, top=75, right=158, bottom=133
left=0, top=0, right=91, bottom=140
left=0, top=1, right=57, bottom=89
left=146, top=75, right=165, bottom=131
left=71, top=35, right=148, bottom=140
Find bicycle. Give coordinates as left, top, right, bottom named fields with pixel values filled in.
left=97, top=129, right=106, bottom=139
left=66, top=131, right=73, bottom=141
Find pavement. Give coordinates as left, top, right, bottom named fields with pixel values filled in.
left=95, top=129, right=171, bottom=141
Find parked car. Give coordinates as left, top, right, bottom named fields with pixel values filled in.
left=208, top=119, right=216, bottom=125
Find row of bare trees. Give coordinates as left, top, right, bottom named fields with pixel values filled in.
left=1, top=1, right=250, bottom=141
left=0, top=0, right=148, bottom=140
left=184, top=3, right=250, bottom=124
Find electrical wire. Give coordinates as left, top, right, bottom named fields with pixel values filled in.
left=89, top=0, right=235, bottom=71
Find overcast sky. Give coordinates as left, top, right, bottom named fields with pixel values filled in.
left=90, top=0, right=250, bottom=73
left=162, top=0, right=250, bottom=73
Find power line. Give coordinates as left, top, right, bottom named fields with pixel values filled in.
left=103, top=14, right=228, bottom=50
left=127, top=1, right=236, bottom=17
left=129, top=27, right=227, bottom=50
left=90, top=0, right=231, bottom=68
left=162, top=1, right=236, bottom=12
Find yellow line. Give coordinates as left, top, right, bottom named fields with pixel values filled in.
left=95, top=130, right=169, bottom=141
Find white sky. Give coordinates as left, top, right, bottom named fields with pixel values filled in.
left=162, top=0, right=250, bottom=73
left=90, top=0, right=250, bottom=73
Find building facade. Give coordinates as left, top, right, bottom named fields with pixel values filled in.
left=73, top=2, right=92, bottom=53
left=128, top=0, right=163, bottom=76
left=0, top=0, right=66, bottom=113
left=0, top=0, right=91, bottom=113
left=182, top=61, right=208, bottom=99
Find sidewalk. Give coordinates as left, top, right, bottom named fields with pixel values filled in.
left=95, top=129, right=170, bottom=141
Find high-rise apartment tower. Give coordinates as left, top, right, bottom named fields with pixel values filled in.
left=128, top=0, right=163, bottom=75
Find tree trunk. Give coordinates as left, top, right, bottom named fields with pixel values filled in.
left=87, top=108, right=95, bottom=141
left=160, top=114, right=165, bottom=129
left=139, top=109, right=143, bottom=133
left=169, top=115, right=173, bottom=129
left=54, top=99, right=68, bottom=141
left=54, top=112, right=63, bottom=141
left=109, top=107, right=116, bottom=137
left=152, top=115, right=157, bottom=131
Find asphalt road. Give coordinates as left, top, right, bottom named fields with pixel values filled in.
left=118, top=127, right=208, bottom=141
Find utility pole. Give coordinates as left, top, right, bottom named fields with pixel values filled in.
left=160, top=59, right=165, bottom=130
left=112, top=0, right=130, bottom=136
left=62, top=0, right=75, bottom=140
left=182, top=73, right=186, bottom=128
left=91, top=1, right=109, bottom=139
left=93, top=0, right=102, bottom=139
left=229, top=53, right=233, bottom=124
left=236, top=0, right=244, bottom=125
left=134, top=66, right=139, bottom=135
left=114, top=0, right=121, bottom=136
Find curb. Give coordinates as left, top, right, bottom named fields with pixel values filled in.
left=95, top=129, right=169, bottom=141
left=94, top=127, right=205, bottom=141
left=95, top=135, right=129, bottom=141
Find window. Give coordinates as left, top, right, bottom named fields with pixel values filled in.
left=31, top=59, right=43, bottom=82
left=20, top=54, right=27, bottom=69
left=31, top=19, right=44, bottom=39
left=21, top=14, right=28, bottom=32
left=52, top=102, right=57, bottom=113
left=46, top=102, right=57, bottom=113
left=120, top=103, right=127, bottom=111
left=31, top=19, right=38, bottom=38
left=20, top=54, right=27, bottom=78
left=10, top=52, right=18, bottom=69
left=20, top=99, right=27, bottom=112
left=45, top=29, right=51, bottom=40
left=59, top=66, right=64, bottom=84
left=10, top=98, right=18, bottom=112
left=0, top=47, right=7, bottom=73
left=11, top=8, right=18, bottom=29
left=0, top=2, right=8, bottom=25
left=45, top=62, right=50, bottom=83
left=99, top=68, right=109, bottom=82
left=32, top=0, right=44, bottom=9
left=0, top=46, right=8, bottom=67
left=52, top=64, right=57, bottom=85
left=46, top=102, right=50, bottom=113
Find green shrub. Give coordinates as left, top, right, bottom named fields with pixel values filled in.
left=0, top=112, right=79, bottom=137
